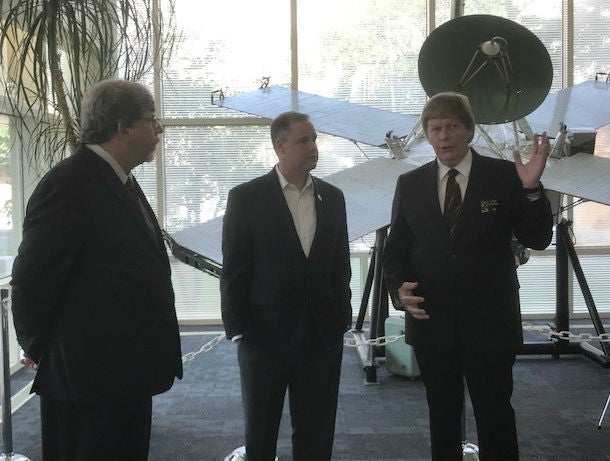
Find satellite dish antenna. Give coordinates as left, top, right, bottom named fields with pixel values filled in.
left=418, top=14, right=553, bottom=124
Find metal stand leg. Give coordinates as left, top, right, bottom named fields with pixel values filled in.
left=598, top=392, right=610, bottom=430
left=224, top=446, right=246, bottom=461
left=0, top=288, right=30, bottom=461
left=462, top=441, right=480, bottom=461
left=352, top=226, right=390, bottom=385
left=461, top=382, right=479, bottom=461
left=224, top=446, right=278, bottom=461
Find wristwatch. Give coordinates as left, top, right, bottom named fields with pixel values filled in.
left=522, top=183, right=542, bottom=194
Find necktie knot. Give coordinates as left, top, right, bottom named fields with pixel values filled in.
left=125, top=176, right=136, bottom=192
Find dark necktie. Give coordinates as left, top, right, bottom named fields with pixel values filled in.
left=443, top=168, right=462, bottom=236
left=126, top=176, right=158, bottom=238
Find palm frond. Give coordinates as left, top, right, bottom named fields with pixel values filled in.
left=0, top=0, right=177, bottom=175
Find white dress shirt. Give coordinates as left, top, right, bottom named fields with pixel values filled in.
left=86, top=144, right=129, bottom=184
left=275, top=165, right=317, bottom=257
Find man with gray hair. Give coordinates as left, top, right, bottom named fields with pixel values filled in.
left=11, top=79, right=182, bottom=460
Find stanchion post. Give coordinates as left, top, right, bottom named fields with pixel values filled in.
left=0, top=287, right=30, bottom=461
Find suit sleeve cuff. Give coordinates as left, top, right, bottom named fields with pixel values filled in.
left=523, top=182, right=544, bottom=200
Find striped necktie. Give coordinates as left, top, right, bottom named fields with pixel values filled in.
left=443, top=168, right=462, bottom=236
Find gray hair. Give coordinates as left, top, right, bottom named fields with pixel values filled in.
left=79, top=79, right=155, bottom=144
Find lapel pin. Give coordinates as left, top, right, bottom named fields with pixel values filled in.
left=480, top=199, right=499, bottom=213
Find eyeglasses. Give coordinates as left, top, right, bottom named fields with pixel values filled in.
left=138, top=115, right=163, bottom=129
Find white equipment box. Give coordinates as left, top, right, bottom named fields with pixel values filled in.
left=384, top=315, right=420, bottom=378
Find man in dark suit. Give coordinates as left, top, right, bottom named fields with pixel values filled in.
left=382, top=92, right=553, bottom=461
left=220, top=111, right=352, bottom=461
left=10, top=79, right=183, bottom=460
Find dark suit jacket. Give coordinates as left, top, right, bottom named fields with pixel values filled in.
left=220, top=168, right=352, bottom=352
left=382, top=149, right=553, bottom=351
left=11, top=146, right=183, bottom=402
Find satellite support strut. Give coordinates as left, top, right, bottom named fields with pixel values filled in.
left=458, top=37, right=514, bottom=89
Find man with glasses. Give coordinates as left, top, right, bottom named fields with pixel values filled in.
left=11, top=79, right=182, bottom=460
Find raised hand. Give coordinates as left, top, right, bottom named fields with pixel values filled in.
left=514, top=132, right=550, bottom=188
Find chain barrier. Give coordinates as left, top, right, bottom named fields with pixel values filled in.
left=522, top=322, right=610, bottom=343
left=344, top=334, right=404, bottom=347
left=180, top=323, right=610, bottom=363
left=181, top=332, right=405, bottom=361
left=344, top=323, right=610, bottom=349
left=181, top=333, right=226, bottom=363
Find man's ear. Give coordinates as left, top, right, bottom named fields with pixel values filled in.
left=274, top=138, right=284, bottom=156
left=116, top=120, right=129, bottom=137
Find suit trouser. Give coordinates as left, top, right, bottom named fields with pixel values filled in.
left=237, top=337, right=343, bottom=461
left=40, top=394, right=152, bottom=461
left=413, top=345, right=518, bottom=461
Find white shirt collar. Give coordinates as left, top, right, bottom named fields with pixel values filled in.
left=275, top=164, right=313, bottom=192
left=86, top=144, right=129, bottom=184
left=437, top=148, right=473, bottom=181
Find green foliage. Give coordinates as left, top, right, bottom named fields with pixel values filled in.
left=0, top=0, right=178, bottom=174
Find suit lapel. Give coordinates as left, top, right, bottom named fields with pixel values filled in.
left=421, top=161, right=447, bottom=236
left=307, top=178, right=329, bottom=262
left=82, top=148, right=167, bottom=256
left=451, top=149, right=488, bottom=242
left=129, top=176, right=167, bottom=251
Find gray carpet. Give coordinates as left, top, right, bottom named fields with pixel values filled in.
left=3, top=327, right=610, bottom=461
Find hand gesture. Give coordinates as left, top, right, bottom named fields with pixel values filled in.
left=514, top=132, right=550, bottom=188
left=397, top=281, right=429, bottom=320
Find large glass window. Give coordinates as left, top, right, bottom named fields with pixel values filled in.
left=574, top=0, right=610, bottom=83
left=149, top=0, right=610, bottom=322
left=572, top=1, right=610, bottom=248
left=297, top=0, right=428, bottom=114
left=5, top=0, right=610, bottom=322
left=161, top=127, right=374, bottom=233
left=161, top=0, right=291, bottom=119
left=0, top=114, right=16, bottom=278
